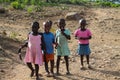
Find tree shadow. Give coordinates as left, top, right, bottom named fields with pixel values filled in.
left=63, top=73, right=100, bottom=80
left=53, top=76, right=63, bottom=80
left=0, top=36, right=23, bottom=64
left=0, top=36, right=25, bottom=80
left=92, top=68, right=120, bottom=77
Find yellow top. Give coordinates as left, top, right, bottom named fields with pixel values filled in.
left=50, top=27, right=56, bottom=34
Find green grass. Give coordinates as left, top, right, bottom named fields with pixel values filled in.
left=0, top=0, right=120, bottom=10
left=95, top=1, right=120, bottom=7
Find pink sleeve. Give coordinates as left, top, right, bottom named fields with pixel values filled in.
left=87, top=29, right=92, bottom=36
left=74, top=29, right=78, bottom=37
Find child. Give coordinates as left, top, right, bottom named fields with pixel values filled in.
left=18, top=21, right=45, bottom=79
left=55, top=18, right=71, bottom=75
left=43, top=21, right=55, bottom=77
left=74, top=19, right=92, bottom=70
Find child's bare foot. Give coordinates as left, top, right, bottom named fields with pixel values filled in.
left=38, top=73, right=42, bottom=77
left=49, top=73, right=55, bottom=77
left=56, top=72, right=61, bottom=76
left=36, top=76, right=40, bottom=80
left=45, top=72, right=51, bottom=77
left=88, top=65, right=93, bottom=69
left=80, top=66, right=86, bottom=70
left=66, top=72, right=71, bottom=75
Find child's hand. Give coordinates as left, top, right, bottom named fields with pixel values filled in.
left=18, top=48, right=21, bottom=53
left=61, top=30, right=65, bottom=35
left=79, top=37, right=89, bottom=40
left=79, top=37, right=86, bottom=40
left=55, top=43, right=58, bottom=49
left=18, top=53, right=22, bottom=60
left=79, top=37, right=84, bottom=40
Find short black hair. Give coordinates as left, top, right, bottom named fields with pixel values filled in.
left=58, top=18, right=65, bottom=23
left=32, top=21, right=39, bottom=28
left=48, top=20, right=52, bottom=26
left=79, top=19, right=87, bottom=25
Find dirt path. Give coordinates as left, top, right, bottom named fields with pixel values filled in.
left=0, top=6, right=120, bottom=80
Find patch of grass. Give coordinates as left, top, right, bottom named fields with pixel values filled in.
left=9, top=32, right=17, bottom=40
left=1, top=0, right=120, bottom=10
left=59, top=5, right=69, bottom=10
left=35, top=5, right=43, bottom=12
left=27, top=5, right=34, bottom=13
left=95, top=1, right=120, bottom=7
left=10, top=1, right=25, bottom=9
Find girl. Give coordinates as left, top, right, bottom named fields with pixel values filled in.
left=43, top=21, right=55, bottom=77
left=18, top=21, right=45, bottom=79
left=55, top=18, right=71, bottom=75
left=74, top=19, right=92, bottom=70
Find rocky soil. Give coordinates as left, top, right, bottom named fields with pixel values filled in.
left=0, top=5, right=120, bottom=80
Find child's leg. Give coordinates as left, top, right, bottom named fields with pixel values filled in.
left=44, top=61, right=49, bottom=74
left=35, top=64, right=39, bottom=78
left=80, top=55, right=84, bottom=67
left=86, top=55, right=92, bottom=69
left=56, top=56, right=61, bottom=74
left=50, top=60, right=54, bottom=74
left=64, top=56, right=70, bottom=74
left=86, top=55, right=89, bottom=65
left=27, top=63, right=34, bottom=77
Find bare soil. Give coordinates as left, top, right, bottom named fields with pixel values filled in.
left=0, top=5, right=120, bottom=80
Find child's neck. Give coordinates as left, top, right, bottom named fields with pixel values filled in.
left=45, top=31, right=50, bottom=34
left=32, top=32, right=38, bottom=35
left=61, top=29, right=65, bottom=31
left=80, top=28, right=86, bottom=31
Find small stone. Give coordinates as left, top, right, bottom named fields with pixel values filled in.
left=65, top=12, right=81, bottom=20
left=0, top=69, right=5, bottom=73
left=0, top=7, right=6, bottom=13
left=71, top=58, right=76, bottom=62
left=61, top=60, right=65, bottom=63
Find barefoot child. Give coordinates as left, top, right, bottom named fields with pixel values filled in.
left=55, top=18, right=71, bottom=75
left=43, top=21, right=55, bottom=76
left=74, top=19, right=92, bottom=69
left=18, top=21, right=45, bottom=79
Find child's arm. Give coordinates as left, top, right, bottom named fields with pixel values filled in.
left=75, top=35, right=79, bottom=39
left=75, top=36, right=92, bottom=40
left=18, top=33, right=29, bottom=60
left=40, top=33, right=46, bottom=53
left=79, top=36, right=92, bottom=40
left=41, top=34, right=47, bottom=63
left=55, top=34, right=58, bottom=49
left=61, top=30, right=71, bottom=40
left=18, top=41, right=28, bottom=60
left=84, top=36, right=92, bottom=40
left=18, top=41, right=28, bottom=52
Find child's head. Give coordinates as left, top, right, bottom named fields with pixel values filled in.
left=48, top=20, right=52, bottom=28
left=43, top=21, right=51, bottom=33
left=57, top=18, right=66, bottom=30
left=79, top=19, right=87, bottom=29
left=32, top=21, right=39, bottom=33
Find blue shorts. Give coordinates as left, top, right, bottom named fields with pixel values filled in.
left=77, top=44, right=91, bottom=55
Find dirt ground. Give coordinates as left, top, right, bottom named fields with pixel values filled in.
left=0, top=5, right=120, bottom=80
